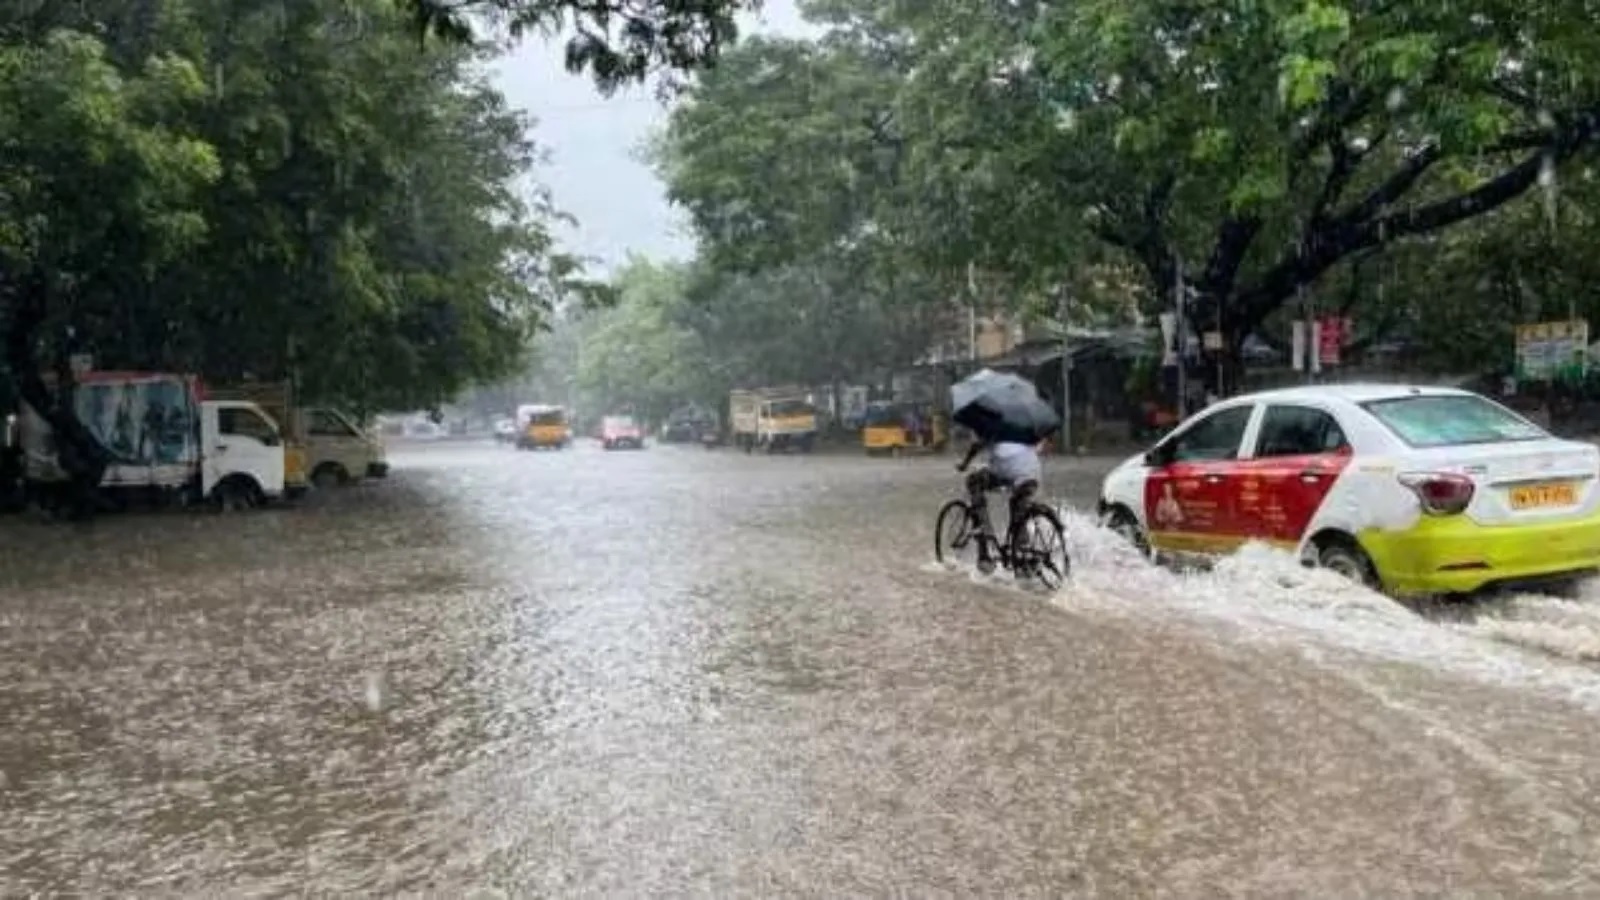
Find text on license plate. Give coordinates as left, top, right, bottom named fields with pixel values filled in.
left=1509, top=482, right=1578, bottom=510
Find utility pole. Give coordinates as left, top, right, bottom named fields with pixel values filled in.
left=1059, top=288, right=1072, bottom=453
left=966, top=261, right=979, bottom=365
left=1174, top=256, right=1186, bottom=418
left=1215, top=290, right=1225, bottom=398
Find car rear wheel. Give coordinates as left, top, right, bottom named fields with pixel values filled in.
left=1316, top=537, right=1380, bottom=590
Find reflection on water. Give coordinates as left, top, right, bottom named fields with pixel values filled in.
left=4, top=442, right=1600, bottom=893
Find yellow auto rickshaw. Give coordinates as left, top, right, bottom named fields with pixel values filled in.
left=862, top=401, right=948, bottom=455
left=516, top=404, right=571, bottom=450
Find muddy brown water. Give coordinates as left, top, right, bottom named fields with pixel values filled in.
left=4, top=441, right=1600, bottom=895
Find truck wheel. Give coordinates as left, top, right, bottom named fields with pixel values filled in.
left=312, top=463, right=348, bottom=490
left=213, top=478, right=256, bottom=513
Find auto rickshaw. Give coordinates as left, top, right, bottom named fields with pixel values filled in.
left=862, top=401, right=948, bottom=456
left=516, top=404, right=571, bottom=450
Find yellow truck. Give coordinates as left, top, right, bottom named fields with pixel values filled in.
left=729, top=388, right=819, bottom=454
left=515, top=404, right=571, bottom=450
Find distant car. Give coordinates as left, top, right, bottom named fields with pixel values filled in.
left=601, top=415, right=645, bottom=450
left=493, top=417, right=517, bottom=444
left=1098, top=384, right=1600, bottom=598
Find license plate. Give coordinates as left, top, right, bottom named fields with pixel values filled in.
left=1509, top=482, right=1578, bottom=510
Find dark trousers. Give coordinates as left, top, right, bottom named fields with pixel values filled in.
left=966, top=468, right=1038, bottom=553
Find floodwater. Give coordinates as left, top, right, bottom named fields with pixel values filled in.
left=6, top=441, right=1600, bottom=894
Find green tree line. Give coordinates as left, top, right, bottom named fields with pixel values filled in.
left=0, top=0, right=755, bottom=492
left=637, top=0, right=1600, bottom=398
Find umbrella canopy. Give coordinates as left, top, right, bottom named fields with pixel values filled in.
left=950, top=369, right=1061, bottom=444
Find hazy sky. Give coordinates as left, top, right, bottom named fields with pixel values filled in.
left=487, top=1, right=814, bottom=274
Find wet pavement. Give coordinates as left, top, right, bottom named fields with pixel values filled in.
left=6, top=440, right=1600, bottom=894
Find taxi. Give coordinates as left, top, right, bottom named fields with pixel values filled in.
left=1097, top=384, right=1600, bottom=597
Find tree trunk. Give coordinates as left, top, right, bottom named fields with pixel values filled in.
left=4, top=276, right=110, bottom=518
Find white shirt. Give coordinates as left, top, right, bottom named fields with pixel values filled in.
left=988, top=441, right=1041, bottom=484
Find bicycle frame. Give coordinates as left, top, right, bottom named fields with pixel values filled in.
left=964, top=505, right=1031, bottom=572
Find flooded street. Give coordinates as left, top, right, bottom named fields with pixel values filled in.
left=8, top=441, right=1600, bottom=894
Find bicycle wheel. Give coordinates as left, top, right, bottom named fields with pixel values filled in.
left=1011, top=505, right=1071, bottom=589
left=935, top=499, right=980, bottom=567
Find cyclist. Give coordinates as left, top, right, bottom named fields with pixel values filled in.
left=955, top=436, right=1042, bottom=572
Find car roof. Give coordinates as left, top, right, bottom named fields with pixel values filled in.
left=1229, top=383, right=1474, bottom=406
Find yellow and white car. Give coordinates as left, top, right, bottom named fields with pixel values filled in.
left=1097, top=384, right=1600, bottom=596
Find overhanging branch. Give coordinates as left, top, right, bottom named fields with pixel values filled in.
left=1233, top=103, right=1600, bottom=331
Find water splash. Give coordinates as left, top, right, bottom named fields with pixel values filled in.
left=917, top=508, right=1600, bottom=714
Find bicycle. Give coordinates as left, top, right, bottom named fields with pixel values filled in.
left=934, top=490, right=1071, bottom=589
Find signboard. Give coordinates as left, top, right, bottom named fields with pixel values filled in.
left=1202, top=330, right=1223, bottom=351
left=1317, top=316, right=1351, bottom=366
left=1515, top=319, right=1589, bottom=381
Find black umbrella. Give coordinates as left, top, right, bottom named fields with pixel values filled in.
left=950, top=368, right=1061, bottom=444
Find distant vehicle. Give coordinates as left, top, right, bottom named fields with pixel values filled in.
left=662, top=405, right=716, bottom=443
left=601, top=415, right=645, bottom=450
left=493, top=417, right=517, bottom=444
left=1099, top=383, right=1600, bottom=597
left=862, top=401, right=948, bottom=456
left=516, top=404, right=570, bottom=450
left=729, top=388, right=818, bottom=454
left=403, top=418, right=447, bottom=439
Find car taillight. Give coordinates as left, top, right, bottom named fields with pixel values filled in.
left=1398, top=472, right=1475, bottom=516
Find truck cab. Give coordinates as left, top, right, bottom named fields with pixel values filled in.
left=203, top=401, right=287, bottom=507
left=300, top=406, right=388, bottom=487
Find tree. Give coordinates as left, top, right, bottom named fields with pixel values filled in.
left=0, top=0, right=605, bottom=506
left=575, top=258, right=717, bottom=423
left=655, top=34, right=994, bottom=391
left=663, top=0, right=1600, bottom=393
left=885, top=0, right=1600, bottom=388
left=655, top=18, right=1139, bottom=341
left=399, top=0, right=760, bottom=92
left=0, top=30, right=220, bottom=494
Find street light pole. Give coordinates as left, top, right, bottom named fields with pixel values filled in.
left=1059, top=289, right=1072, bottom=454
left=1174, top=255, right=1186, bottom=418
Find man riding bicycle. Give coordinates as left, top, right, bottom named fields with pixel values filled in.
left=956, top=436, right=1042, bottom=572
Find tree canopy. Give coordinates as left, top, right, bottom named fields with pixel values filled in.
left=0, top=0, right=686, bottom=436
left=648, top=0, right=1600, bottom=391
left=398, top=0, right=761, bottom=92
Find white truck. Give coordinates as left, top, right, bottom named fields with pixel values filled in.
left=210, top=382, right=389, bottom=492
left=19, top=372, right=286, bottom=509
left=729, top=388, right=819, bottom=454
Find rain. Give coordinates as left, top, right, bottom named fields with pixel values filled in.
left=9, top=0, right=1600, bottom=895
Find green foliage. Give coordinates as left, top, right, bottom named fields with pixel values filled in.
left=397, top=0, right=759, bottom=93
left=653, top=0, right=1600, bottom=391
left=0, top=0, right=602, bottom=414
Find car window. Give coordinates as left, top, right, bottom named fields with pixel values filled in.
left=1361, top=394, right=1547, bottom=448
left=1255, top=405, right=1348, bottom=457
left=308, top=410, right=357, bottom=438
left=1165, top=405, right=1253, bottom=463
left=219, top=407, right=278, bottom=443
